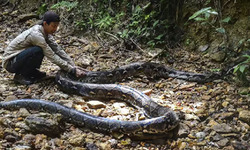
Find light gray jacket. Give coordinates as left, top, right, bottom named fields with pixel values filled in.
left=2, top=25, right=75, bottom=73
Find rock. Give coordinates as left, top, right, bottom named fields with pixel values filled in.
left=178, top=142, right=187, bottom=150
left=87, top=100, right=106, bottom=109
left=0, top=86, right=6, bottom=94
left=210, top=47, right=226, bottom=62
left=222, top=146, right=234, bottom=150
left=213, top=123, right=232, bottom=133
left=214, top=112, right=236, bottom=120
left=4, top=129, right=20, bottom=142
left=207, top=119, right=219, bottom=127
left=113, top=102, right=126, bottom=109
left=120, top=138, right=131, bottom=146
left=198, top=44, right=209, bottom=52
left=201, top=95, right=211, bottom=100
left=222, top=101, right=229, bottom=108
left=196, top=140, right=206, bottom=146
left=5, top=95, right=18, bottom=101
left=239, top=110, right=250, bottom=125
left=69, top=134, right=85, bottom=146
left=18, top=13, right=38, bottom=22
left=54, top=92, right=69, bottom=99
left=184, top=114, right=200, bottom=121
left=0, top=127, right=4, bottom=139
left=75, top=55, right=92, bottom=68
left=12, top=145, right=32, bottom=150
left=217, top=138, right=229, bottom=147
left=179, top=83, right=196, bottom=90
left=231, top=141, right=250, bottom=150
left=86, top=143, right=98, bottom=150
left=195, top=132, right=206, bottom=140
left=101, top=110, right=115, bottom=117
left=213, top=133, right=223, bottom=141
left=24, top=113, right=64, bottom=136
left=238, top=87, right=250, bottom=94
left=178, top=123, right=190, bottom=138
left=99, top=142, right=111, bottom=150
left=18, top=108, right=31, bottom=117
left=221, top=133, right=239, bottom=138
left=22, top=134, right=36, bottom=145
left=93, top=109, right=103, bottom=116
left=118, top=108, right=130, bottom=115
left=15, top=122, right=30, bottom=131
left=109, top=139, right=118, bottom=148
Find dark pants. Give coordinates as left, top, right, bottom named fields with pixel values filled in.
left=6, top=46, right=44, bottom=77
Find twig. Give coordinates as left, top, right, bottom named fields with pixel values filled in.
left=129, top=38, right=145, bottom=54
left=0, top=0, right=9, bottom=7
left=102, top=31, right=122, bottom=42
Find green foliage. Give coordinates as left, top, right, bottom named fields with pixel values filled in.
left=55, top=0, right=180, bottom=48
left=234, top=55, right=250, bottom=83
left=188, top=7, right=229, bottom=37
left=188, top=7, right=218, bottom=22
left=95, top=14, right=115, bottom=30
left=51, top=1, right=78, bottom=11
left=221, top=17, right=231, bottom=23
left=37, top=3, right=47, bottom=15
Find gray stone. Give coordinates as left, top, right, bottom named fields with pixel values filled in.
left=5, top=95, right=18, bottom=101
left=239, top=110, right=250, bottom=125
left=196, top=132, right=206, bottom=140
left=210, top=48, right=226, bottom=62
left=213, top=123, right=232, bottom=133
left=24, top=113, right=64, bottom=136
left=18, top=108, right=31, bottom=117
left=87, top=100, right=106, bottom=109
left=217, top=138, right=229, bottom=147
left=198, top=44, right=209, bottom=52
left=178, top=123, right=190, bottom=138
left=13, top=145, right=31, bottom=150
left=213, top=133, right=223, bottom=141
left=69, top=134, right=85, bottom=146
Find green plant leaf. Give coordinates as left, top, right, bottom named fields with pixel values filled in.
left=240, top=65, right=247, bottom=73
left=155, top=34, right=164, bottom=40
left=221, top=17, right=231, bottom=23
left=207, top=10, right=218, bottom=15
left=242, top=55, right=250, bottom=59
left=216, top=28, right=225, bottom=34
left=153, top=20, right=159, bottom=27
left=188, top=7, right=211, bottom=20
left=233, top=66, right=239, bottom=73
left=194, top=17, right=206, bottom=21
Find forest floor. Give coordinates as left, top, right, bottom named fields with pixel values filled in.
left=0, top=5, right=250, bottom=150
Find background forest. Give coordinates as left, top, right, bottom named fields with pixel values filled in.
left=2, top=0, right=249, bottom=83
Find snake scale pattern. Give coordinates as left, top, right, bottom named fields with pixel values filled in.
left=0, top=62, right=221, bottom=138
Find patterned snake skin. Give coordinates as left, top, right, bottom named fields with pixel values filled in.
left=0, top=62, right=221, bottom=138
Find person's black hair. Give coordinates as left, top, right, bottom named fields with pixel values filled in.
left=41, top=11, right=60, bottom=26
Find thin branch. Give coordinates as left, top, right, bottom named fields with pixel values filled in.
left=129, top=38, right=145, bottom=54
left=102, top=31, right=122, bottom=42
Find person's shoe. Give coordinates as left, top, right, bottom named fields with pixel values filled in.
left=31, top=69, right=46, bottom=80
left=13, top=74, right=35, bottom=85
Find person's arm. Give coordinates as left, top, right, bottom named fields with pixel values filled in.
left=47, top=35, right=75, bottom=67
left=30, top=32, right=76, bottom=74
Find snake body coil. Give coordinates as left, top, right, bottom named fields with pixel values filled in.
left=0, top=62, right=221, bottom=138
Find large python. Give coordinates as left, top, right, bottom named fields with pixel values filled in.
left=0, top=62, right=221, bottom=139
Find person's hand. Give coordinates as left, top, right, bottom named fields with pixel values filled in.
left=75, top=66, right=88, bottom=77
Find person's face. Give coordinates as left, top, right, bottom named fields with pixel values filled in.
left=43, top=21, right=59, bottom=35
